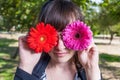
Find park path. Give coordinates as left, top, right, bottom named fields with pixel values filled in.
left=94, top=38, right=120, bottom=80
left=94, top=38, right=120, bottom=56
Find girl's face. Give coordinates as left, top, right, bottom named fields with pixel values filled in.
left=49, top=32, right=76, bottom=63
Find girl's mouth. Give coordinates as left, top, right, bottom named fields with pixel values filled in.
left=54, top=52, right=68, bottom=57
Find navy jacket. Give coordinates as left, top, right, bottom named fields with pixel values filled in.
left=14, top=53, right=87, bottom=80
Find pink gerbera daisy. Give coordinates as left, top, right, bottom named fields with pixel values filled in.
left=62, top=20, right=93, bottom=51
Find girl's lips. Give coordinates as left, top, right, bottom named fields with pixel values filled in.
left=54, top=52, right=68, bottom=57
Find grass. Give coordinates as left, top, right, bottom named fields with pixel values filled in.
left=100, top=53, right=120, bottom=62
left=0, top=38, right=17, bottom=47
left=99, top=53, right=120, bottom=80
left=0, top=38, right=18, bottom=80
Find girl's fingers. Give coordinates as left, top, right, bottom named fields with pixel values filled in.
left=19, top=36, right=29, bottom=50
left=19, top=36, right=24, bottom=48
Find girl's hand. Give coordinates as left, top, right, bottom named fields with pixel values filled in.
left=78, top=43, right=101, bottom=80
left=18, top=36, right=41, bottom=74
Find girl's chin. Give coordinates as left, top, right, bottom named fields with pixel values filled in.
left=51, top=55, right=72, bottom=63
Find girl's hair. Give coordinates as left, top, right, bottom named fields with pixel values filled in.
left=38, top=0, right=84, bottom=31
left=38, top=0, right=83, bottom=70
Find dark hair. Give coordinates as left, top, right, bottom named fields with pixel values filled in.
left=38, top=0, right=83, bottom=70
left=38, top=0, right=84, bottom=31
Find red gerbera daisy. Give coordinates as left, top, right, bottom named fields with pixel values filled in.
left=27, top=22, right=58, bottom=53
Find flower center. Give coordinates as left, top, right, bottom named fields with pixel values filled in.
left=40, top=35, right=46, bottom=42
left=75, top=33, right=80, bottom=38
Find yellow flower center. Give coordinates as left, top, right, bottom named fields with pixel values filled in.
left=40, top=37, right=44, bottom=41
left=40, top=35, right=46, bottom=43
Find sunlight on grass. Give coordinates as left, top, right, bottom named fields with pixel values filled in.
left=0, top=53, right=9, bottom=56
left=0, top=38, right=17, bottom=47
left=99, top=53, right=120, bottom=79
left=0, top=73, right=14, bottom=80
left=100, top=53, right=120, bottom=62
left=0, top=38, right=18, bottom=80
left=0, top=55, right=17, bottom=80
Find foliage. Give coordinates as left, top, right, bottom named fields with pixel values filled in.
left=93, top=0, right=120, bottom=44
left=112, top=22, right=120, bottom=36
left=0, top=0, right=120, bottom=37
left=0, top=0, right=94, bottom=32
left=0, top=0, right=45, bottom=32
left=97, top=0, right=120, bottom=34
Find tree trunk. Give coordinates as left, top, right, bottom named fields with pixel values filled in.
left=107, top=26, right=115, bottom=45
left=109, top=32, right=114, bottom=44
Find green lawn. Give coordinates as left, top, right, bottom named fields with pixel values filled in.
left=0, top=38, right=18, bottom=80
left=100, top=53, right=120, bottom=62
left=99, top=53, right=120, bottom=80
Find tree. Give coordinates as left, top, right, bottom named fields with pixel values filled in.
left=0, top=0, right=98, bottom=32
left=97, top=0, right=120, bottom=44
left=0, top=0, right=45, bottom=32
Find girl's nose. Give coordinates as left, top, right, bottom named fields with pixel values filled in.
left=55, top=33, right=66, bottom=50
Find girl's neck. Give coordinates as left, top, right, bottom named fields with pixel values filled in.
left=46, top=59, right=77, bottom=80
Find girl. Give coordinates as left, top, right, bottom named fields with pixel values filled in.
left=14, top=0, right=101, bottom=80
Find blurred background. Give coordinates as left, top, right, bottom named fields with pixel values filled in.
left=0, top=0, right=120, bottom=80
